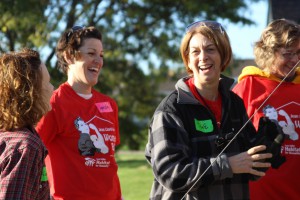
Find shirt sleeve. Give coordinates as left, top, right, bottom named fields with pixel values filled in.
left=36, top=109, right=58, bottom=145
left=112, top=99, right=120, bottom=146
left=232, top=78, right=257, bottom=123
left=0, top=144, right=44, bottom=199
left=232, top=78, right=265, bottom=130
left=232, top=80, right=249, bottom=107
left=145, top=110, right=233, bottom=192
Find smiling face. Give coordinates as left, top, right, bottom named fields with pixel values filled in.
left=271, top=41, right=300, bottom=81
left=67, top=38, right=103, bottom=94
left=187, top=33, right=221, bottom=88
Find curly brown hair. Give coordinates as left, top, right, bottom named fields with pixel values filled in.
left=254, top=18, right=300, bottom=70
left=0, top=48, right=49, bottom=131
left=56, top=26, right=102, bottom=74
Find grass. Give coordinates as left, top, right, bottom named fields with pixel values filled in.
left=116, top=151, right=153, bottom=200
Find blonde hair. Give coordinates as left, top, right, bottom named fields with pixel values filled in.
left=180, top=23, right=232, bottom=74
left=0, top=48, right=48, bottom=131
left=254, top=18, right=300, bottom=70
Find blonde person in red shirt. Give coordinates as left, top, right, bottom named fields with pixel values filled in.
left=233, top=19, right=300, bottom=200
left=36, top=26, right=122, bottom=200
left=0, top=48, right=53, bottom=199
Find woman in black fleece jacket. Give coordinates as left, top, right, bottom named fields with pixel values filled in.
left=145, top=20, right=272, bottom=200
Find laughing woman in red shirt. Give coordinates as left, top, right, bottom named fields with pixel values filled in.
left=36, top=26, right=122, bottom=200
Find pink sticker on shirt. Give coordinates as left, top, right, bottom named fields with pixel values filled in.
left=96, top=102, right=113, bottom=113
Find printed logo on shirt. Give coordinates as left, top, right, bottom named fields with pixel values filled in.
left=263, top=102, right=300, bottom=155
left=41, top=167, right=48, bottom=182
left=74, top=116, right=111, bottom=157
left=194, top=119, right=214, bottom=133
left=96, top=102, right=113, bottom=113
left=263, top=103, right=299, bottom=141
left=85, top=157, right=110, bottom=168
left=74, top=115, right=118, bottom=168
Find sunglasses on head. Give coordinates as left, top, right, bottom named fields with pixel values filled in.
left=66, top=25, right=85, bottom=42
left=185, top=20, right=224, bottom=35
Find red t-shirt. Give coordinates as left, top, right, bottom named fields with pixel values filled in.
left=233, top=73, right=300, bottom=200
left=36, top=82, right=122, bottom=200
left=186, top=77, right=222, bottom=127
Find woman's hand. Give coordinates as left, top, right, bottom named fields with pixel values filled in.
left=228, top=145, right=272, bottom=176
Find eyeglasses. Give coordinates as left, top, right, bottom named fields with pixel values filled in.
left=280, top=50, right=300, bottom=60
left=66, top=25, right=85, bottom=43
left=185, top=20, right=225, bottom=34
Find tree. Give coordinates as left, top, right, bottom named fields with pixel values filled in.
left=0, top=0, right=262, bottom=149
left=0, top=0, right=49, bottom=52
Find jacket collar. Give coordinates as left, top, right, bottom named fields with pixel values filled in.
left=175, top=74, right=234, bottom=104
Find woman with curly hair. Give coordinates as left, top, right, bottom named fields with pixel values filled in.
left=233, top=18, right=300, bottom=200
left=0, top=48, right=53, bottom=199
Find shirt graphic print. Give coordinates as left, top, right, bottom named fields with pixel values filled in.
left=263, top=102, right=300, bottom=156
left=74, top=115, right=117, bottom=168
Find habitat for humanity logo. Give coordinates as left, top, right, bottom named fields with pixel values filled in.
left=194, top=119, right=213, bottom=133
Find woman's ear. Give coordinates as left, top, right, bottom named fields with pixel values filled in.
left=63, top=51, right=75, bottom=64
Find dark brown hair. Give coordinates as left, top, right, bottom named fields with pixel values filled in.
left=56, top=26, right=102, bottom=74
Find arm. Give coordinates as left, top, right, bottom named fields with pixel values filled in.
left=229, top=145, right=271, bottom=176
left=89, top=123, right=109, bottom=154
left=0, top=143, right=45, bottom=199
left=89, top=123, right=106, bottom=143
left=278, top=109, right=293, bottom=124
left=229, top=94, right=272, bottom=178
left=36, top=109, right=59, bottom=145
left=146, top=110, right=233, bottom=192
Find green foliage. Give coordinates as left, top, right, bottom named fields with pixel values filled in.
left=0, top=0, right=49, bottom=51
left=99, top=56, right=159, bottom=149
left=0, top=0, right=262, bottom=149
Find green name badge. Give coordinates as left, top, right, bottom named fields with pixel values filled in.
left=41, top=167, right=48, bottom=182
left=194, top=119, right=213, bottom=133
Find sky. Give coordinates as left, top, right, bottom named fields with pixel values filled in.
left=223, top=0, right=268, bottom=59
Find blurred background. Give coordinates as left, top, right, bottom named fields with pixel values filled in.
left=1, top=0, right=299, bottom=151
